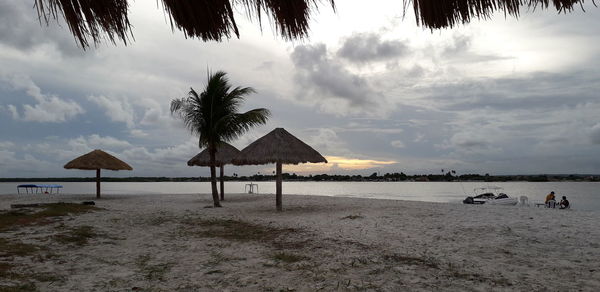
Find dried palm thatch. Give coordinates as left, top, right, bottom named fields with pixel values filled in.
left=232, top=128, right=327, bottom=166
left=187, top=142, right=240, bottom=167
left=64, top=149, right=132, bottom=198
left=64, top=149, right=132, bottom=171
left=410, top=0, right=595, bottom=29
left=34, top=0, right=133, bottom=49
left=34, top=0, right=335, bottom=48
left=232, top=128, right=326, bottom=211
left=34, top=0, right=594, bottom=49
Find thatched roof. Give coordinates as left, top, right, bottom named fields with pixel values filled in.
left=64, top=149, right=133, bottom=171
left=187, top=142, right=240, bottom=166
left=411, top=0, right=591, bottom=30
left=232, top=128, right=327, bottom=165
left=34, top=0, right=593, bottom=49
left=34, top=0, right=336, bottom=49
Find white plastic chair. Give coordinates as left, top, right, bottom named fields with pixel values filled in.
left=519, top=196, right=529, bottom=206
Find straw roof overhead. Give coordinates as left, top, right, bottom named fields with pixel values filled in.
left=411, top=0, right=591, bottom=30
left=232, top=128, right=327, bottom=165
left=64, top=149, right=133, bottom=171
left=187, top=142, right=241, bottom=167
left=34, top=0, right=335, bottom=49
left=34, top=0, right=592, bottom=49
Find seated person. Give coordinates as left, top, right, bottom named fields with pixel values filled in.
left=560, top=196, right=570, bottom=209
left=545, top=191, right=557, bottom=208
left=545, top=191, right=556, bottom=203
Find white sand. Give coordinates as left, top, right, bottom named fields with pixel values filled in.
left=1, top=193, right=599, bottom=291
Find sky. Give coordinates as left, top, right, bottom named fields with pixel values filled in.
left=1, top=0, right=600, bottom=178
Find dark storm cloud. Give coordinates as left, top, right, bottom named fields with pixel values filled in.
left=337, top=32, right=409, bottom=63
left=290, top=44, right=381, bottom=109
left=0, top=0, right=81, bottom=55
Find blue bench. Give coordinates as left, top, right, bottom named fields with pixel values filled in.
left=17, top=184, right=63, bottom=194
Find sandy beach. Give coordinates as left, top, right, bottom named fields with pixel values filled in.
left=1, top=193, right=599, bottom=291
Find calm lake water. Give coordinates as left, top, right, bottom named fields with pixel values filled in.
left=1, top=181, right=598, bottom=212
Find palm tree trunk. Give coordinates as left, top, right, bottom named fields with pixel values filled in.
left=276, top=161, right=282, bottom=211
left=220, top=164, right=225, bottom=201
left=209, top=145, right=221, bottom=207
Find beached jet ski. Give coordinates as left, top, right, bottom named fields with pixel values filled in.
left=463, top=186, right=518, bottom=206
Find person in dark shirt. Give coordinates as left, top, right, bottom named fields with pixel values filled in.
left=560, top=196, right=570, bottom=209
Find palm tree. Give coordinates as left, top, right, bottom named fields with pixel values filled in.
left=171, top=71, right=270, bottom=207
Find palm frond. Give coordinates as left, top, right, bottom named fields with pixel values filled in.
left=171, top=70, right=269, bottom=149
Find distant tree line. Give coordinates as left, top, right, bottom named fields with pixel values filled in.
left=2, top=173, right=599, bottom=182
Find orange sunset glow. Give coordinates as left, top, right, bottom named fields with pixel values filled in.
left=281, top=156, right=397, bottom=173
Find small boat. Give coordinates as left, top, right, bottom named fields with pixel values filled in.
left=463, top=186, right=518, bottom=206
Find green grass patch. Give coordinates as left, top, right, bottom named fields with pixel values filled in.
left=0, top=262, right=40, bottom=292
left=135, top=254, right=173, bottom=281
left=0, top=210, right=37, bottom=232
left=272, top=252, right=308, bottom=263
left=54, top=225, right=98, bottom=246
left=0, top=203, right=100, bottom=232
left=382, top=253, right=439, bottom=269
left=0, top=282, right=38, bottom=292
left=34, top=203, right=100, bottom=217
left=0, top=262, right=17, bottom=279
left=341, top=215, right=364, bottom=220
left=0, top=238, right=42, bottom=258
left=182, top=218, right=297, bottom=243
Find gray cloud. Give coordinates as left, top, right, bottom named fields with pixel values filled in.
left=290, top=44, right=385, bottom=115
left=441, top=33, right=512, bottom=63
left=390, top=140, right=405, bottom=148
left=88, top=95, right=135, bottom=128
left=442, top=34, right=471, bottom=56
left=0, top=0, right=82, bottom=56
left=2, top=74, right=84, bottom=122
left=591, top=124, right=600, bottom=144
left=337, top=33, right=408, bottom=63
left=424, top=71, right=600, bottom=112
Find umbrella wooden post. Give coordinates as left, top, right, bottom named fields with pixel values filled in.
left=276, top=161, right=282, bottom=211
left=96, top=169, right=101, bottom=199
left=220, top=165, right=225, bottom=201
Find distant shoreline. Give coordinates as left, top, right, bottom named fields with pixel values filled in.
left=1, top=173, right=599, bottom=183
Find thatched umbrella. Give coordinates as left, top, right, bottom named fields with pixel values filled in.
left=64, top=149, right=133, bottom=199
left=187, top=142, right=240, bottom=201
left=232, top=128, right=327, bottom=211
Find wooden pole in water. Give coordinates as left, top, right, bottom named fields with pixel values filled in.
left=96, top=169, right=101, bottom=199
left=276, top=161, right=282, bottom=211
